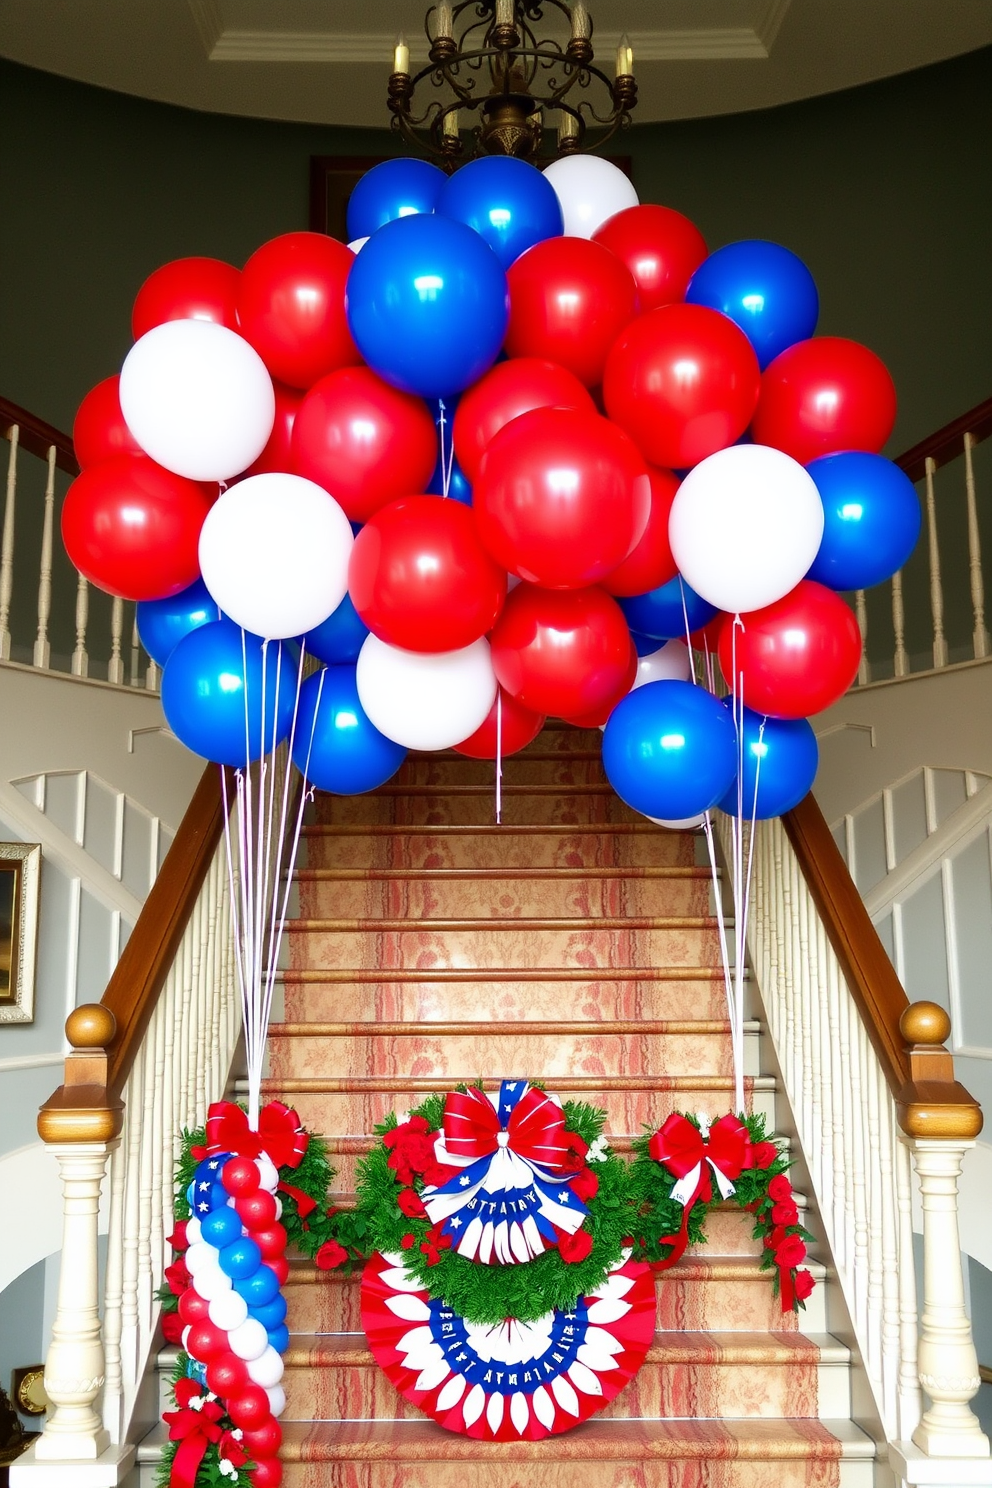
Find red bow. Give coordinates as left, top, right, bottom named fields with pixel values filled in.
left=648, top=1113, right=750, bottom=1272
left=162, top=1397, right=224, bottom=1488
left=441, top=1086, right=585, bottom=1175
left=277, top=1179, right=317, bottom=1220
left=205, top=1100, right=308, bottom=1171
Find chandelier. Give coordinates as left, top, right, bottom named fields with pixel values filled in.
left=387, top=0, right=637, bottom=167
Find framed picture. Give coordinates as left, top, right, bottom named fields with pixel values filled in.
left=0, top=843, right=41, bottom=1025
left=310, top=156, right=390, bottom=240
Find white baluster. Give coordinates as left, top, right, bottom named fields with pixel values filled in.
left=72, top=572, right=90, bottom=677
left=130, top=613, right=141, bottom=689
left=146, top=658, right=159, bottom=692
left=108, top=596, right=124, bottom=685
left=855, top=589, right=870, bottom=684
left=32, top=445, right=56, bottom=669
left=892, top=569, right=910, bottom=678
left=964, top=432, right=990, bottom=660
left=925, top=456, right=949, bottom=670
left=0, top=425, right=18, bottom=661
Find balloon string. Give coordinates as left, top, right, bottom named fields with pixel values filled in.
left=679, top=576, right=698, bottom=687
left=730, top=615, right=748, bottom=1117
left=438, top=398, right=454, bottom=499
left=496, top=687, right=505, bottom=827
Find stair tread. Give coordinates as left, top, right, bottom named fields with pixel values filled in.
left=270, top=1018, right=757, bottom=1037
left=278, top=967, right=746, bottom=982
left=302, top=823, right=698, bottom=836
left=295, top=867, right=714, bottom=880
left=288, top=916, right=720, bottom=930
left=260, top=1074, right=771, bottom=1093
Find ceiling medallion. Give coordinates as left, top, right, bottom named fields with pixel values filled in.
left=387, top=1, right=637, bottom=168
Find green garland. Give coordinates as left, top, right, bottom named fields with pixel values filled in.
left=352, top=1091, right=634, bottom=1326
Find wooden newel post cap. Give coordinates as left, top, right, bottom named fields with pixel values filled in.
left=66, top=1004, right=116, bottom=1050
left=900, top=1001, right=951, bottom=1048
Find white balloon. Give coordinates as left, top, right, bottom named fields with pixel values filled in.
left=266, top=1384, right=287, bottom=1418
left=199, top=474, right=353, bottom=639
left=247, top=1346, right=285, bottom=1388
left=648, top=812, right=707, bottom=829
left=119, top=319, right=275, bottom=482
left=182, top=1325, right=192, bottom=1351
left=208, top=1289, right=249, bottom=1331
left=255, top=1154, right=280, bottom=1194
left=228, top=1317, right=269, bottom=1362
left=193, top=1266, right=234, bottom=1301
left=632, top=640, right=691, bottom=690
left=541, top=155, right=639, bottom=239
left=272, top=1196, right=283, bottom=1221
left=348, top=236, right=369, bottom=253
left=184, top=1242, right=218, bottom=1276
left=356, top=635, right=497, bottom=751
left=669, top=443, right=824, bottom=615
left=185, top=1217, right=203, bottom=1245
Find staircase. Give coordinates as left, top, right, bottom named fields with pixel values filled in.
left=222, top=725, right=876, bottom=1486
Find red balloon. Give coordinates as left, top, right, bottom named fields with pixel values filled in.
left=349, top=496, right=505, bottom=652
left=238, top=232, right=359, bottom=389
left=177, top=1289, right=210, bottom=1325
left=505, top=237, right=637, bottom=388
left=235, top=1190, right=278, bottom=1230
left=131, top=257, right=240, bottom=340
left=490, top=584, right=632, bottom=718
left=474, top=407, right=651, bottom=589
left=269, top=1255, right=290, bottom=1286
left=751, top=336, right=897, bottom=466
left=222, top=1157, right=261, bottom=1196
left=61, top=454, right=211, bottom=601
left=244, top=382, right=303, bottom=477
left=253, top=1227, right=288, bottom=1259
left=453, top=688, right=545, bottom=759
left=603, top=303, right=761, bottom=469
left=601, top=466, right=680, bottom=597
left=453, top=358, right=596, bottom=483
left=205, top=1353, right=250, bottom=1398
left=185, top=1321, right=229, bottom=1363
left=250, top=1460, right=283, bottom=1488
left=292, top=366, right=437, bottom=523
left=592, top=205, right=708, bottom=313
left=240, top=1417, right=283, bottom=1460
left=227, top=1385, right=272, bottom=1431
left=72, top=377, right=142, bottom=469
left=717, top=580, right=862, bottom=719
left=563, top=643, right=638, bottom=726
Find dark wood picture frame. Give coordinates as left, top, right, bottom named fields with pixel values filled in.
left=0, top=842, right=41, bottom=1025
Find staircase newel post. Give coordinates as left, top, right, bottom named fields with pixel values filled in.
left=25, top=1006, right=125, bottom=1464
left=896, top=1002, right=990, bottom=1459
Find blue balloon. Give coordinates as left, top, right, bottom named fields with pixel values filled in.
left=233, top=1264, right=280, bottom=1307
left=805, top=451, right=922, bottom=592
left=346, top=214, right=509, bottom=398
left=266, top=1324, right=291, bottom=1353
left=603, top=680, right=738, bottom=820
left=436, top=156, right=564, bottom=270
left=718, top=705, right=818, bottom=820
left=200, top=1206, right=243, bottom=1250
left=305, top=592, right=369, bottom=666
left=250, top=1294, right=288, bottom=1330
left=219, top=1236, right=263, bottom=1280
left=136, top=579, right=220, bottom=668
left=618, top=576, right=718, bottom=641
left=162, top=621, right=296, bottom=767
left=292, top=666, right=406, bottom=795
left=686, top=240, right=819, bottom=370
left=630, top=629, right=663, bottom=657
left=346, top=158, right=447, bottom=241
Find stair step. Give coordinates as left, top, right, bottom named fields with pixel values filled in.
left=299, top=823, right=702, bottom=871
left=279, top=967, right=745, bottom=982
left=289, top=916, right=720, bottom=931
left=271, top=1017, right=748, bottom=1035
left=314, top=791, right=642, bottom=826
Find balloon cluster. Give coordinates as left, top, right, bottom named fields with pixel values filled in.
left=179, top=1152, right=289, bottom=1486
left=64, top=151, right=920, bottom=820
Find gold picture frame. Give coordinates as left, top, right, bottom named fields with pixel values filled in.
left=0, top=843, right=40, bottom=1025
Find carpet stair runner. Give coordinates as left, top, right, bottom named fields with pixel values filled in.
left=141, top=727, right=876, bottom=1485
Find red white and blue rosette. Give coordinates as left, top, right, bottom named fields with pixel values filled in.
left=361, top=1249, right=655, bottom=1440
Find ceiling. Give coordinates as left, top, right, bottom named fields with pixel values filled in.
left=1, top=0, right=990, bottom=128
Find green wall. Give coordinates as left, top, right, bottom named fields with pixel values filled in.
left=1, top=46, right=990, bottom=447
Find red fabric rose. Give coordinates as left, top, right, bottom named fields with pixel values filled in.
left=794, top=1268, right=815, bottom=1301
left=164, top=1258, right=191, bottom=1296
left=383, top=1118, right=443, bottom=1186
left=161, top=1310, right=185, bottom=1345
left=174, top=1377, right=204, bottom=1408
left=422, top=1160, right=461, bottom=1188
left=767, top=1174, right=792, bottom=1202
left=315, top=1239, right=349, bottom=1270
left=775, top=1234, right=807, bottom=1269
left=167, top=1221, right=189, bottom=1252
left=401, top=1233, right=417, bottom=1250
left=771, top=1200, right=799, bottom=1227
left=750, top=1141, right=778, bottom=1169
left=397, top=1187, right=427, bottom=1218
left=569, top=1168, right=599, bottom=1203
left=763, top=1224, right=787, bottom=1251
left=557, top=1227, right=593, bottom=1264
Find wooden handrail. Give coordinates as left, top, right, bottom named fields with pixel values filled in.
left=895, top=394, right=992, bottom=483
left=0, top=394, right=78, bottom=476
left=783, top=792, right=982, bottom=1139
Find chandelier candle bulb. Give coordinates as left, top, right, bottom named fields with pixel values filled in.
left=616, top=33, right=634, bottom=76
left=434, top=2, right=453, bottom=40
left=558, top=110, right=579, bottom=144
left=443, top=108, right=460, bottom=139
left=393, top=34, right=410, bottom=75
left=495, top=0, right=515, bottom=29
left=571, top=2, right=591, bottom=40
